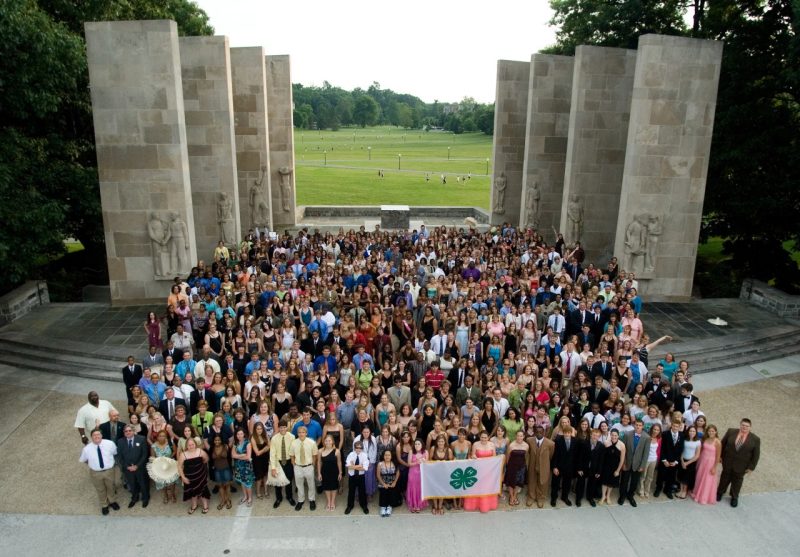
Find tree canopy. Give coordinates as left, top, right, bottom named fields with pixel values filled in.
left=0, top=0, right=213, bottom=286
left=546, top=0, right=800, bottom=290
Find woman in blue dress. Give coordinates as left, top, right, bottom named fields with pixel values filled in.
left=232, top=429, right=254, bottom=506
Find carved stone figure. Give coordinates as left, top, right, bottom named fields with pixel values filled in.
left=168, top=211, right=190, bottom=275
left=493, top=171, right=507, bottom=214
left=624, top=214, right=648, bottom=275
left=526, top=181, right=541, bottom=228
left=645, top=214, right=663, bottom=272
left=216, top=192, right=235, bottom=245
left=248, top=165, right=270, bottom=228
left=566, top=194, right=584, bottom=243
left=147, top=212, right=169, bottom=278
left=277, top=166, right=293, bottom=213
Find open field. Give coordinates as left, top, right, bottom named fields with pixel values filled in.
left=294, top=126, right=492, bottom=208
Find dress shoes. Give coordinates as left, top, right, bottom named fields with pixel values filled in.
left=128, top=499, right=138, bottom=509
left=550, top=499, right=557, bottom=507
left=142, top=500, right=149, bottom=509
left=617, top=497, right=625, bottom=506
left=575, top=500, right=581, bottom=508
left=628, top=497, right=637, bottom=508
left=666, top=491, right=674, bottom=500
left=731, top=498, right=738, bottom=508
left=287, top=497, right=297, bottom=507
left=362, top=507, right=369, bottom=514
left=588, top=499, right=597, bottom=508
left=102, top=507, right=109, bottom=515
left=561, top=498, right=572, bottom=507
left=273, top=499, right=282, bottom=509
left=109, top=502, right=120, bottom=511
left=653, top=488, right=661, bottom=498
left=716, top=492, right=722, bottom=502
left=294, top=502, right=303, bottom=511
left=309, top=501, right=316, bottom=511
left=345, top=506, right=353, bottom=515
left=526, top=499, right=533, bottom=507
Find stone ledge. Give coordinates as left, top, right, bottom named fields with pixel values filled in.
left=0, top=281, right=49, bottom=326
left=740, top=279, right=800, bottom=317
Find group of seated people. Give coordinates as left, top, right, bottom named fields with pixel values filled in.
left=90, top=222, right=734, bottom=514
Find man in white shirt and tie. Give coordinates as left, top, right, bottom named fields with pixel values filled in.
left=547, top=306, right=566, bottom=342
left=431, top=329, right=448, bottom=358
left=79, top=429, right=120, bottom=515
left=344, top=441, right=370, bottom=514
left=559, top=342, right=579, bottom=387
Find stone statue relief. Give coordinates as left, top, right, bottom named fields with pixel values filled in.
left=645, top=214, right=663, bottom=273
left=147, top=211, right=190, bottom=278
left=624, top=214, right=649, bottom=275
left=277, top=166, right=293, bottom=213
left=168, top=211, right=190, bottom=276
left=526, top=181, right=541, bottom=228
left=248, top=165, right=270, bottom=228
left=216, top=192, right=235, bottom=245
left=493, top=171, right=507, bottom=214
left=566, top=194, right=583, bottom=243
left=147, top=212, right=169, bottom=278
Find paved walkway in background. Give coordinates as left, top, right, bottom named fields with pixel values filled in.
left=2, top=490, right=798, bottom=557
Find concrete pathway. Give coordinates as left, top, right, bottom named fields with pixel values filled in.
left=2, top=490, right=798, bottom=556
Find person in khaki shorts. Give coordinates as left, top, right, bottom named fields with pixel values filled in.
left=525, top=425, right=554, bottom=508
left=79, top=429, right=120, bottom=515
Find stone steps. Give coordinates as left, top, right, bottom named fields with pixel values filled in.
left=0, top=338, right=121, bottom=382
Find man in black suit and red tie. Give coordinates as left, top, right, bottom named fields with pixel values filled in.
left=717, top=418, right=761, bottom=507
left=550, top=424, right=577, bottom=507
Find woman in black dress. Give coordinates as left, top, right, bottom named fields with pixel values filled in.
left=178, top=437, right=211, bottom=514
left=317, top=435, right=342, bottom=511
left=250, top=423, right=270, bottom=500
left=504, top=430, right=529, bottom=506
left=600, top=429, right=626, bottom=505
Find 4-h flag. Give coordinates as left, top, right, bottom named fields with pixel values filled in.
left=420, top=456, right=504, bottom=499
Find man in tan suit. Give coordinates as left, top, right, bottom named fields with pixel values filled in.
left=718, top=418, right=760, bottom=508
left=526, top=425, right=555, bottom=508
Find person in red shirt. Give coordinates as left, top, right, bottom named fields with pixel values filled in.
left=425, top=361, right=445, bottom=392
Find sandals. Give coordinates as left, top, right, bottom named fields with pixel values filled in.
left=226, top=500, right=232, bottom=509
left=201, top=507, right=209, bottom=514
left=217, top=503, right=224, bottom=510
left=247, top=500, right=252, bottom=507
left=188, top=506, right=198, bottom=515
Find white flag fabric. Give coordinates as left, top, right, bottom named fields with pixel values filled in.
left=420, top=456, right=504, bottom=499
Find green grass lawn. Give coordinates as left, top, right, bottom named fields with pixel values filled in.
left=294, top=126, right=492, bottom=208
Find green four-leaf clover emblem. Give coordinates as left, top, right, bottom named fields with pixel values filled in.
left=449, top=466, right=478, bottom=490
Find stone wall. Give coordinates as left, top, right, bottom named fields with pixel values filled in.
left=179, top=36, right=240, bottom=260
left=0, top=282, right=49, bottom=326
left=560, top=46, right=636, bottom=261
left=490, top=60, right=530, bottom=225
left=614, top=35, right=723, bottom=299
left=265, top=55, right=297, bottom=229
left=230, top=47, right=272, bottom=234
left=86, top=20, right=197, bottom=304
left=520, top=54, right=574, bottom=233
left=740, top=279, right=800, bottom=318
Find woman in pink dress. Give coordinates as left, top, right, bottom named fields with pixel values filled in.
left=406, top=438, right=428, bottom=513
left=692, top=424, right=722, bottom=505
left=464, top=431, right=498, bottom=513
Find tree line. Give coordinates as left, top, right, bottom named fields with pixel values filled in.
left=292, top=81, right=495, bottom=135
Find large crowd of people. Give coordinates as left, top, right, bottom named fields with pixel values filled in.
left=77, top=223, right=760, bottom=516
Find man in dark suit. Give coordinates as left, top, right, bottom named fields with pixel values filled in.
left=447, top=360, right=469, bottom=390
left=142, top=345, right=164, bottom=369
left=121, top=356, right=143, bottom=407
left=232, top=345, right=249, bottom=382
left=99, top=409, right=126, bottom=442
left=591, top=352, right=613, bottom=383
left=655, top=419, right=684, bottom=498
left=588, top=375, right=610, bottom=406
left=577, top=324, right=596, bottom=353
left=619, top=419, right=651, bottom=507
left=717, top=418, right=761, bottom=507
left=569, top=301, right=591, bottom=338
left=590, top=305, right=605, bottom=339
left=117, top=425, right=150, bottom=508
left=161, top=340, right=183, bottom=364
left=302, top=329, right=325, bottom=358
left=673, top=382, right=699, bottom=413
left=550, top=430, right=577, bottom=507
left=158, top=387, right=185, bottom=422
left=192, top=376, right=216, bottom=413
left=581, top=428, right=605, bottom=507
left=651, top=381, right=673, bottom=411
left=325, top=325, right=347, bottom=352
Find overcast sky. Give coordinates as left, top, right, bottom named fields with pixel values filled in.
left=195, top=0, right=557, bottom=104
